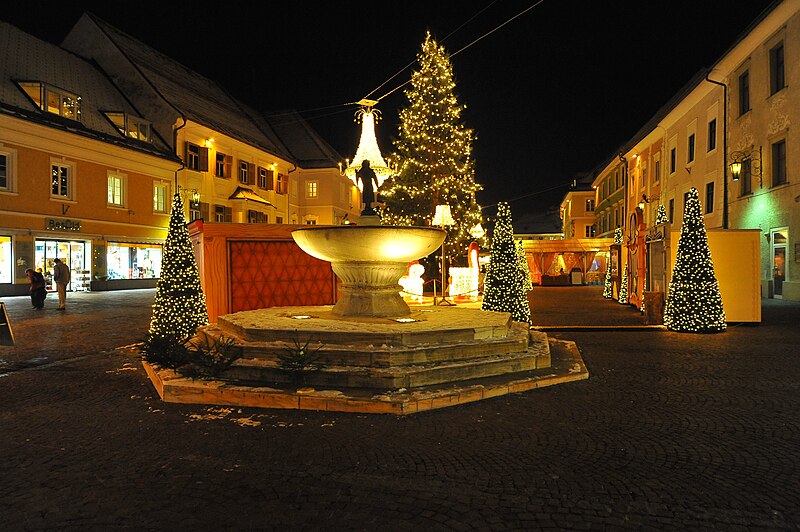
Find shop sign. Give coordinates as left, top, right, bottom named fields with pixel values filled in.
left=45, top=218, right=81, bottom=232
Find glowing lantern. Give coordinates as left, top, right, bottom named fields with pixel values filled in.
left=344, top=103, right=393, bottom=191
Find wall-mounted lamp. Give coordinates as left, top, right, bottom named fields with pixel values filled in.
left=179, top=185, right=200, bottom=204
left=730, top=146, right=762, bottom=185
left=638, top=193, right=660, bottom=211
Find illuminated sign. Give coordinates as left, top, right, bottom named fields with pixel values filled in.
left=45, top=218, right=81, bottom=232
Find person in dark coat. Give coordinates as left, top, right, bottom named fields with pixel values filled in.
left=26, top=268, right=46, bottom=309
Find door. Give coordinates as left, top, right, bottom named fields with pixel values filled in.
left=772, top=230, right=787, bottom=299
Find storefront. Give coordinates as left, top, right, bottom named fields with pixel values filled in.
left=0, top=235, right=11, bottom=284
left=34, top=238, right=91, bottom=291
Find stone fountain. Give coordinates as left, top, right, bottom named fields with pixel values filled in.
left=142, top=105, right=587, bottom=414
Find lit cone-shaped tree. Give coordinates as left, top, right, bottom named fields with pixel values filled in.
left=379, top=32, right=483, bottom=266
left=482, top=203, right=531, bottom=323
left=517, top=240, right=533, bottom=292
left=602, top=269, right=613, bottom=298
left=664, top=187, right=726, bottom=333
left=655, top=203, right=668, bottom=225
left=614, top=227, right=623, bottom=244
left=150, top=193, right=208, bottom=338
left=618, top=262, right=629, bottom=304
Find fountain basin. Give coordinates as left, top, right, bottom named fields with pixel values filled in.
left=292, top=225, right=446, bottom=317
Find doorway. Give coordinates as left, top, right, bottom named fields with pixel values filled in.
left=771, top=229, right=787, bottom=299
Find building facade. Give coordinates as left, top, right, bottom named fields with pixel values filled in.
left=1, top=15, right=361, bottom=296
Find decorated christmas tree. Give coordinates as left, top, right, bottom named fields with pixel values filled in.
left=618, top=262, right=629, bottom=304
left=664, top=187, right=726, bottom=333
left=379, top=32, right=484, bottom=266
left=482, top=203, right=531, bottom=323
left=517, top=240, right=533, bottom=292
left=150, top=193, right=209, bottom=339
left=655, top=203, right=668, bottom=225
left=602, top=268, right=612, bottom=298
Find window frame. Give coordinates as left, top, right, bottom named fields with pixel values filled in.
left=18, top=81, right=82, bottom=121
left=107, top=171, right=126, bottom=208
left=769, top=41, right=785, bottom=96
left=50, top=160, right=74, bottom=201
left=153, top=182, right=169, bottom=214
left=740, top=159, right=753, bottom=196
left=707, top=119, right=717, bottom=152
left=306, top=180, right=318, bottom=198
left=705, top=181, right=714, bottom=214
left=771, top=139, right=787, bottom=187
left=0, top=146, right=17, bottom=193
left=687, top=133, right=696, bottom=164
left=738, top=70, right=750, bottom=116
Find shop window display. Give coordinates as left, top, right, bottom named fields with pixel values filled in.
left=0, top=236, right=11, bottom=283
left=107, top=243, right=162, bottom=279
left=34, top=239, right=89, bottom=290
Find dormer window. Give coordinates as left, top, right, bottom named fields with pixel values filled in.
left=18, top=81, right=81, bottom=121
left=104, top=112, right=153, bottom=143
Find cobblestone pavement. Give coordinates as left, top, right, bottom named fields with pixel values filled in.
left=1, top=288, right=799, bottom=530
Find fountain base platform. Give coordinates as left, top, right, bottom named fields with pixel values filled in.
left=143, top=306, right=589, bottom=414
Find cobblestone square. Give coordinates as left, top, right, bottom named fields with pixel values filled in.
left=1, top=287, right=798, bottom=529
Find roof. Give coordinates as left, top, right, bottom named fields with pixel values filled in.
left=513, top=210, right=563, bottom=235
left=265, top=110, right=343, bottom=168
left=228, top=186, right=274, bottom=207
left=0, top=21, right=176, bottom=161
left=72, top=13, right=294, bottom=161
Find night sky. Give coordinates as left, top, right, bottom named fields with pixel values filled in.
left=3, top=1, right=777, bottom=214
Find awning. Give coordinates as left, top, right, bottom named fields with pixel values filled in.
left=228, top=186, right=274, bottom=207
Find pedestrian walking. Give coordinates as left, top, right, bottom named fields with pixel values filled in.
left=25, top=268, right=46, bottom=309
left=53, top=258, right=71, bottom=311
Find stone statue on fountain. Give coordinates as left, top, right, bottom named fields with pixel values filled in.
left=356, top=160, right=380, bottom=216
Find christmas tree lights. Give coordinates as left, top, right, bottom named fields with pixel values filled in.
left=482, top=203, right=531, bottom=323
left=517, top=240, right=533, bottom=292
left=379, top=32, right=484, bottom=266
left=618, top=262, right=629, bottom=304
left=150, top=193, right=209, bottom=339
left=602, top=268, right=612, bottom=298
left=655, top=204, right=668, bottom=225
left=664, top=187, right=726, bottom=333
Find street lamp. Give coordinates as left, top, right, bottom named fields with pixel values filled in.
left=729, top=146, right=762, bottom=186
left=432, top=204, right=455, bottom=305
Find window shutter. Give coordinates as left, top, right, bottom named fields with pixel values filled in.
left=224, top=155, right=232, bottom=178
left=267, top=169, right=274, bottom=190
left=199, top=147, right=209, bottom=172
left=224, top=206, right=233, bottom=222
left=200, top=202, right=209, bottom=221
left=184, top=142, right=191, bottom=163
left=247, top=163, right=256, bottom=185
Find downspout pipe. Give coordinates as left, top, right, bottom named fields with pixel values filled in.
left=173, top=114, right=187, bottom=189
left=704, top=71, right=728, bottom=229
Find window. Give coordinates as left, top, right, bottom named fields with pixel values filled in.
left=107, top=174, right=124, bottom=206
left=585, top=199, right=594, bottom=212
left=669, top=199, right=675, bottom=223
left=687, top=134, right=695, bottom=163
left=257, top=167, right=273, bottom=190
left=18, top=81, right=81, bottom=121
left=0, top=235, right=11, bottom=283
left=738, top=70, right=750, bottom=115
left=0, top=153, right=6, bottom=190
left=276, top=216, right=283, bottom=224
left=306, top=181, right=318, bottom=198
left=772, top=139, right=787, bottom=186
left=189, top=201, right=201, bottom=221
left=248, top=210, right=267, bottom=224
left=641, top=160, right=648, bottom=184
left=214, top=153, right=231, bottom=178
left=0, top=148, right=15, bottom=192
left=185, top=142, right=208, bottom=172
left=707, top=119, right=717, bottom=152
left=705, top=182, right=714, bottom=214
left=104, top=112, right=152, bottom=142
left=670, top=147, right=677, bottom=174
left=654, top=158, right=660, bottom=183
left=770, top=42, right=785, bottom=95
left=51, top=163, right=72, bottom=199
left=106, top=243, right=162, bottom=280
left=153, top=182, right=168, bottom=213
left=239, top=161, right=254, bottom=184
left=683, top=192, right=690, bottom=211
left=277, top=173, right=287, bottom=194
left=214, top=205, right=233, bottom=222
left=584, top=225, right=596, bottom=238
left=740, top=159, right=753, bottom=196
